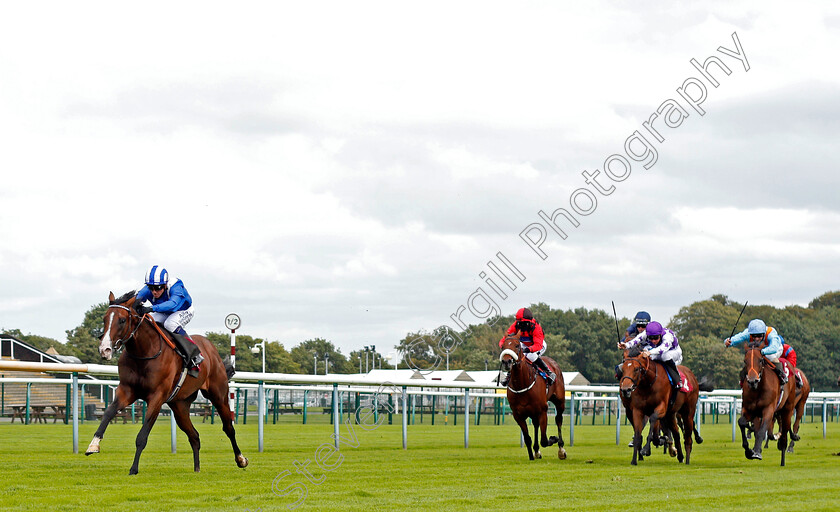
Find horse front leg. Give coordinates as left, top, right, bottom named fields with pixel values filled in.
left=514, top=415, right=534, bottom=460
left=86, top=385, right=135, bottom=456
left=750, top=410, right=773, bottom=461
left=738, top=413, right=755, bottom=459
left=777, top=410, right=792, bottom=466
left=129, top=394, right=164, bottom=475
left=631, top=409, right=646, bottom=465
left=532, top=418, right=542, bottom=459
left=538, top=412, right=554, bottom=448
left=169, top=400, right=201, bottom=472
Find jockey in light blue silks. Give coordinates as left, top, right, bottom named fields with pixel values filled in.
left=724, top=318, right=788, bottom=384
left=134, top=265, right=204, bottom=377
left=620, top=321, right=682, bottom=394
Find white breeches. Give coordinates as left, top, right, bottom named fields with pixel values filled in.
left=151, top=306, right=194, bottom=333
left=523, top=343, right=546, bottom=363
left=653, top=346, right=683, bottom=366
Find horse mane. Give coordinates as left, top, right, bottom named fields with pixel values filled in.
left=626, top=344, right=645, bottom=358
left=110, top=290, right=137, bottom=305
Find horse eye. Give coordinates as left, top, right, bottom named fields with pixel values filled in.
left=118, top=318, right=126, bottom=325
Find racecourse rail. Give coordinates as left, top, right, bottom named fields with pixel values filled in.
left=2, top=360, right=839, bottom=454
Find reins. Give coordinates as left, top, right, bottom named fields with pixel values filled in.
left=106, top=304, right=175, bottom=360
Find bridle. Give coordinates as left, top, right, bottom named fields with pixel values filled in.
left=619, top=353, right=652, bottom=393
left=499, top=337, right=537, bottom=394
left=106, top=304, right=163, bottom=360
left=744, top=342, right=765, bottom=384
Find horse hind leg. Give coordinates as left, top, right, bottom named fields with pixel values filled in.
left=169, top=400, right=202, bottom=472
left=206, top=383, right=248, bottom=468
left=549, top=396, right=566, bottom=459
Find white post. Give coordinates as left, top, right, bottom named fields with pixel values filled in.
left=229, top=329, right=236, bottom=421
left=402, top=386, right=408, bottom=450
left=72, top=372, right=79, bottom=454
left=258, top=381, right=265, bottom=452
left=170, top=405, right=177, bottom=453
left=464, top=388, right=470, bottom=449
left=615, top=397, right=621, bottom=445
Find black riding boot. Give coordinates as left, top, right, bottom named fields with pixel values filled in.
left=534, top=357, right=556, bottom=385
left=664, top=360, right=680, bottom=407
left=795, top=370, right=803, bottom=389
left=171, top=328, right=203, bottom=377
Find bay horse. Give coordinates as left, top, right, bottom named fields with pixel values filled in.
left=737, top=341, right=796, bottom=466
left=499, top=334, right=567, bottom=460
left=85, top=291, right=248, bottom=474
left=765, top=367, right=810, bottom=454
left=618, top=346, right=703, bottom=465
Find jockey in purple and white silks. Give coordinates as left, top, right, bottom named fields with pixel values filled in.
left=620, top=321, right=682, bottom=392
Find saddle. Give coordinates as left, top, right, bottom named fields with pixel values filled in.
left=655, top=361, right=691, bottom=393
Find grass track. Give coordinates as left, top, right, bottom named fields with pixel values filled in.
left=1, top=419, right=839, bottom=511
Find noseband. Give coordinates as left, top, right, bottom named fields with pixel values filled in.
left=500, top=341, right=537, bottom=393
left=745, top=346, right=765, bottom=383
left=106, top=304, right=145, bottom=351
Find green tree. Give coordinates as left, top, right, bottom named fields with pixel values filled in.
left=290, top=338, right=350, bottom=374
left=65, top=302, right=113, bottom=364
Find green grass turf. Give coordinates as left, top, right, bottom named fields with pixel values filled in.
left=1, top=418, right=839, bottom=511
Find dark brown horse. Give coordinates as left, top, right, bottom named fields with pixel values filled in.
left=618, top=347, right=703, bottom=465
left=85, top=291, right=248, bottom=474
left=499, top=334, right=566, bottom=460
left=737, top=341, right=796, bottom=466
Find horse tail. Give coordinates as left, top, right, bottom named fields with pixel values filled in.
left=224, top=356, right=236, bottom=380
left=698, top=375, right=715, bottom=392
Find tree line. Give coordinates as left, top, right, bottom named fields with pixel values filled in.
left=4, top=291, right=840, bottom=390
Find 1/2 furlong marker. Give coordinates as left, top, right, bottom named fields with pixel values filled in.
left=225, top=313, right=242, bottom=421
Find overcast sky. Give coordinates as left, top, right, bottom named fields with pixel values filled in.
left=1, top=1, right=839, bottom=358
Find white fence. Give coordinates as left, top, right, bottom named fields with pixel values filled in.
left=2, top=360, right=840, bottom=454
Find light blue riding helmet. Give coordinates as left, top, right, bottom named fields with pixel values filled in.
left=145, top=265, right=169, bottom=286
left=747, top=319, right=766, bottom=335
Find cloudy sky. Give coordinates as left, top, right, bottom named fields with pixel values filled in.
left=1, top=1, right=838, bottom=357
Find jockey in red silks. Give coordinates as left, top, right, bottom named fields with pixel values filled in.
left=498, top=307, right=556, bottom=386
left=780, top=343, right=803, bottom=388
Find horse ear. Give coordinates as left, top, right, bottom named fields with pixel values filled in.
left=109, top=291, right=115, bottom=302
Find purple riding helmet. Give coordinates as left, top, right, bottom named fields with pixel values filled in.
left=645, top=321, right=665, bottom=341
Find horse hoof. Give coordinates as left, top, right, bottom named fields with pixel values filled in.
left=750, top=452, right=762, bottom=460
left=535, top=452, right=542, bottom=459
left=548, top=436, right=559, bottom=445
left=558, top=448, right=567, bottom=460
left=236, top=455, right=249, bottom=468
left=668, top=446, right=677, bottom=458
left=695, top=436, right=704, bottom=444
left=84, top=449, right=98, bottom=456
left=791, top=433, right=800, bottom=441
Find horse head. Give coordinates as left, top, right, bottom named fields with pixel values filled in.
left=99, top=290, right=139, bottom=360
left=499, top=334, right=522, bottom=374
left=618, top=345, right=649, bottom=398
left=743, top=341, right=765, bottom=390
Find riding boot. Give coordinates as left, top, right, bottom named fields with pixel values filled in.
left=664, top=360, right=680, bottom=407
left=772, top=361, right=788, bottom=385
left=795, top=371, right=803, bottom=389
left=172, top=327, right=203, bottom=377
left=533, top=357, right=556, bottom=385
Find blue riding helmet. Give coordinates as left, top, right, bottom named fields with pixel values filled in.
left=747, top=319, right=767, bottom=336
left=145, top=265, right=169, bottom=286
left=633, top=311, right=651, bottom=326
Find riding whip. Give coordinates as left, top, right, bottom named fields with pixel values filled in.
left=728, top=300, right=749, bottom=341
left=611, top=301, right=621, bottom=343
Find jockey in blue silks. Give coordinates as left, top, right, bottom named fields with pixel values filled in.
left=724, top=318, right=788, bottom=384
left=134, top=265, right=204, bottom=377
